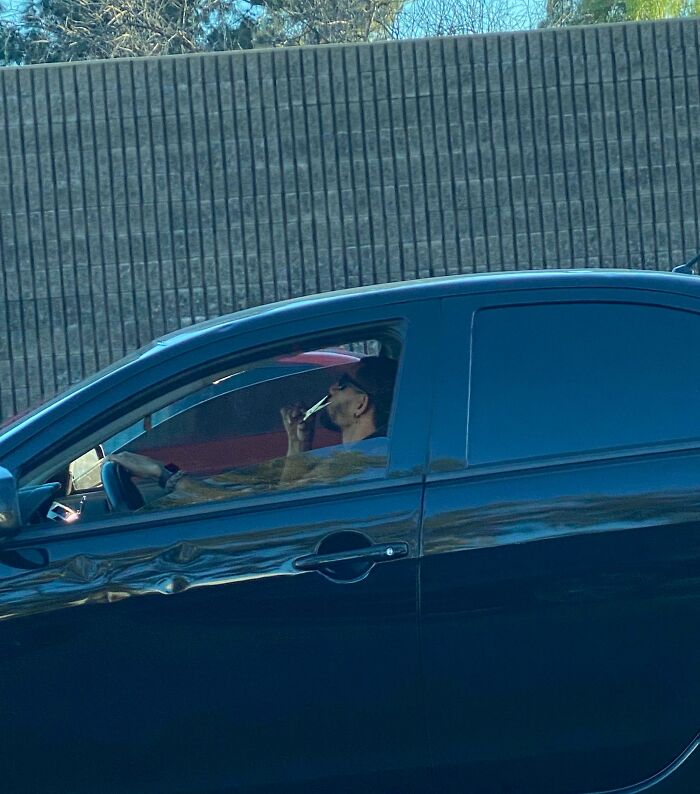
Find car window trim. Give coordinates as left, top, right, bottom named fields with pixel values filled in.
left=10, top=473, right=426, bottom=548
left=9, top=298, right=438, bottom=541
left=426, top=438, right=700, bottom=485
left=466, top=298, right=700, bottom=470
left=430, top=290, right=700, bottom=475
left=17, top=316, right=409, bottom=488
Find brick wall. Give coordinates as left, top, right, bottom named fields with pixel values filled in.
left=1, top=19, right=699, bottom=419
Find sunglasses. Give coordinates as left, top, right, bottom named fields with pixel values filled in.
left=336, top=372, right=368, bottom=394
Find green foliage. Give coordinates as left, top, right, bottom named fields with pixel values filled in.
left=543, top=0, right=697, bottom=24
left=3, top=0, right=695, bottom=65
left=626, top=0, right=698, bottom=18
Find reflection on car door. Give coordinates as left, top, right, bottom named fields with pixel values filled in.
left=0, top=302, right=437, bottom=794
left=0, top=488, right=424, bottom=793
left=420, top=293, right=700, bottom=794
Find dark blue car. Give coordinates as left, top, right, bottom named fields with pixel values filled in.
left=0, top=270, right=699, bottom=793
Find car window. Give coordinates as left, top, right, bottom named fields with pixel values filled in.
left=101, top=351, right=360, bottom=463
left=50, top=334, right=401, bottom=522
left=468, top=302, right=700, bottom=466
left=70, top=449, right=103, bottom=491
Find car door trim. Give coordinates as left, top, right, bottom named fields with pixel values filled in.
left=426, top=440, right=700, bottom=486
left=10, top=474, right=426, bottom=548
left=579, top=731, right=699, bottom=794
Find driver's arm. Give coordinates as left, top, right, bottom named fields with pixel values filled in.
left=279, top=403, right=316, bottom=484
left=106, top=452, right=221, bottom=496
left=106, top=451, right=279, bottom=502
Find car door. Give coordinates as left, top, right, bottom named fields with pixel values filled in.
left=420, top=288, right=700, bottom=794
left=0, top=300, right=436, bottom=794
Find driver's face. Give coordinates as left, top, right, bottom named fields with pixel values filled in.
left=324, top=368, right=367, bottom=429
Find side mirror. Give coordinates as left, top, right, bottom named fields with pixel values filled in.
left=69, top=446, right=104, bottom=492
left=0, top=467, right=20, bottom=538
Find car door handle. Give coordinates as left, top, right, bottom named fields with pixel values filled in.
left=293, top=542, right=409, bottom=571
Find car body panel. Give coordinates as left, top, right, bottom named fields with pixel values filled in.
left=0, top=481, right=427, bottom=793
left=1, top=271, right=700, bottom=792
left=421, top=288, right=700, bottom=792
left=0, top=296, right=438, bottom=793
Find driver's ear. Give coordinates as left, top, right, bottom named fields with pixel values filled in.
left=354, top=393, right=370, bottom=418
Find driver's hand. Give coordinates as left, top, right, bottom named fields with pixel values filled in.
left=108, top=452, right=163, bottom=480
left=281, top=403, right=314, bottom=453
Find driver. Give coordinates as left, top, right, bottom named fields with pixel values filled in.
left=279, top=356, right=396, bottom=483
left=107, top=356, right=398, bottom=506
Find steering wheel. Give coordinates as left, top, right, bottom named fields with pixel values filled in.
left=101, top=460, right=145, bottom=512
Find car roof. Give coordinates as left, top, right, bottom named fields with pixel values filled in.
left=8, top=268, right=700, bottom=417
left=156, top=268, right=700, bottom=346
left=3, top=270, right=697, bottom=408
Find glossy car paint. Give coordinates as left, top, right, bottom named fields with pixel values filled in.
left=0, top=296, right=436, bottom=793
left=1, top=271, right=700, bottom=792
left=0, top=484, right=425, bottom=793
left=423, top=286, right=700, bottom=793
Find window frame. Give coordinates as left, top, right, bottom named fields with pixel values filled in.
left=13, top=299, right=437, bottom=539
left=428, top=287, right=700, bottom=481
left=114, top=341, right=395, bottom=494
left=20, top=320, right=402, bottom=488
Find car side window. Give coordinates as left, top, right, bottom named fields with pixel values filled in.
left=90, top=336, right=401, bottom=516
left=70, top=448, right=103, bottom=491
left=468, top=301, right=700, bottom=466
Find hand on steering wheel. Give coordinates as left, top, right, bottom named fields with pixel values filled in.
left=101, top=453, right=153, bottom=511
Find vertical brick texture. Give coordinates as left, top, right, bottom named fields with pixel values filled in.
left=1, top=19, right=699, bottom=419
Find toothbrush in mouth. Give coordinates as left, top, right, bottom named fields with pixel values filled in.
left=303, top=395, right=330, bottom=422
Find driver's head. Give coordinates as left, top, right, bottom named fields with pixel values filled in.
left=324, top=357, right=398, bottom=436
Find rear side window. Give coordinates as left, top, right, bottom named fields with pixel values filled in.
left=468, top=301, right=700, bottom=466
